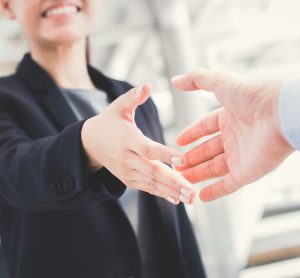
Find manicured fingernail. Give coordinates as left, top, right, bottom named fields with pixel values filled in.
left=167, top=197, right=178, bottom=205
left=135, top=84, right=145, bottom=95
left=179, top=194, right=191, bottom=204
left=180, top=188, right=192, bottom=199
left=171, top=155, right=184, bottom=167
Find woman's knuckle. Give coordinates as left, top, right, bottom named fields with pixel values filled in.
left=171, top=178, right=180, bottom=189
left=147, top=188, right=154, bottom=195
left=118, top=150, right=127, bottom=162
left=149, top=163, right=159, bottom=176
left=141, top=144, right=150, bottom=157
left=124, top=179, right=132, bottom=187
left=127, top=169, right=137, bottom=180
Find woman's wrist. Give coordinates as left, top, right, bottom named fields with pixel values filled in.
left=81, top=117, right=103, bottom=173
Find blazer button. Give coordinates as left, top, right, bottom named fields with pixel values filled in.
left=47, top=183, right=57, bottom=195
left=63, top=175, right=75, bottom=193
left=47, top=179, right=64, bottom=196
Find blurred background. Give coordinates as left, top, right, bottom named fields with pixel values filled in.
left=1, top=0, right=300, bottom=277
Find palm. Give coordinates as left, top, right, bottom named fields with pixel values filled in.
left=219, top=107, right=282, bottom=187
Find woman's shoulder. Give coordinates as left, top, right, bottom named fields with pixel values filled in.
left=0, top=73, right=26, bottom=96
left=0, top=73, right=36, bottom=111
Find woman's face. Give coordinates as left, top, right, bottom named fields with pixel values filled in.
left=1, top=0, right=97, bottom=48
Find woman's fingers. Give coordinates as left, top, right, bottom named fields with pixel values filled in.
left=199, top=175, right=240, bottom=202
left=181, top=153, right=229, bottom=184
left=177, top=110, right=220, bottom=146
left=177, top=135, right=224, bottom=171
left=147, top=161, right=196, bottom=204
left=130, top=178, right=180, bottom=205
left=127, top=130, right=184, bottom=167
left=127, top=154, right=195, bottom=204
left=130, top=174, right=194, bottom=205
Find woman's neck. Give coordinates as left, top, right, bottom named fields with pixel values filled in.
left=30, top=39, right=96, bottom=90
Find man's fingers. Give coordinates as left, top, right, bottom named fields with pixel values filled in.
left=116, top=83, right=152, bottom=122
left=181, top=153, right=228, bottom=184
left=172, top=69, right=224, bottom=92
left=199, top=175, right=240, bottom=202
left=177, top=110, right=220, bottom=146
left=178, top=135, right=224, bottom=171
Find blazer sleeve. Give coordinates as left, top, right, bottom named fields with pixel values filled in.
left=0, top=111, right=126, bottom=211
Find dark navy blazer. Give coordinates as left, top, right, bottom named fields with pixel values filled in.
left=0, top=54, right=206, bottom=278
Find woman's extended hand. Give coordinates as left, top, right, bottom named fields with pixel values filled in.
left=81, top=84, right=195, bottom=205
left=172, top=69, right=294, bottom=202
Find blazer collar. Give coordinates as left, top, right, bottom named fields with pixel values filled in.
left=16, top=53, right=122, bottom=129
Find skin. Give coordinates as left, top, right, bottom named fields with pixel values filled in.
left=0, top=0, right=196, bottom=205
left=172, top=69, right=295, bottom=202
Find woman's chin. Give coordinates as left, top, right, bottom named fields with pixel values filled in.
left=40, top=31, right=87, bottom=47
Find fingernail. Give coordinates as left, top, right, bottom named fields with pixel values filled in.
left=179, top=194, right=191, bottom=204
left=171, top=155, right=184, bottom=167
left=180, top=188, right=192, bottom=199
left=167, top=197, right=178, bottom=205
left=135, top=84, right=145, bottom=95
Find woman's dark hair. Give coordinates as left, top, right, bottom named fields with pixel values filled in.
left=86, top=36, right=91, bottom=64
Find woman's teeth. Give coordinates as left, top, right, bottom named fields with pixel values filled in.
left=45, top=6, right=80, bottom=17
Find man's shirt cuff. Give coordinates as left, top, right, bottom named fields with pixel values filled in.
left=279, top=78, right=300, bottom=151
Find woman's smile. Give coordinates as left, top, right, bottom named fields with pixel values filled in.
left=41, top=1, right=83, bottom=20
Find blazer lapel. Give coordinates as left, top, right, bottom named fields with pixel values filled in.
left=16, top=54, right=80, bottom=129
left=16, top=54, right=130, bottom=128
left=36, top=91, right=78, bottom=129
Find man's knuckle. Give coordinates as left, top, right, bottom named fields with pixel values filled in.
left=212, top=71, right=227, bottom=92
left=207, top=161, right=216, bottom=177
left=201, top=119, right=211, bottom=134
left=202, top=141, right=211, bottom=160
left=224, top=183, right=236, bottom=194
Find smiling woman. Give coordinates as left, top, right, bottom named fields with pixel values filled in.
left=0, top=0, right=206, bottom=278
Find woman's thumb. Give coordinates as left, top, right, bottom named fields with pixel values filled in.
left=118, top=83, right=152, bottom=122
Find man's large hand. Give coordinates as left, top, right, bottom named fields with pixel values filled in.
left=172, top=69, right=295, bottom=202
